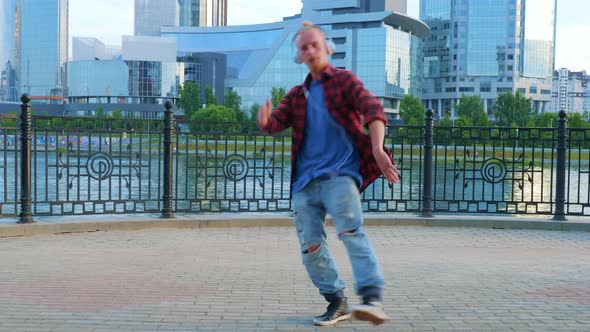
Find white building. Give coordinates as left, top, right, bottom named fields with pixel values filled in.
left=550, top=68, right=589, bottom=114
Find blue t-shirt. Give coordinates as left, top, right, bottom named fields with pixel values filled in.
left=292, top=80, right=362, bottom=193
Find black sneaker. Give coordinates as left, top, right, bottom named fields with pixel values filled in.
left=312, top=297, right=351, bottom=326
left=351, top=298, right=389, bottom=325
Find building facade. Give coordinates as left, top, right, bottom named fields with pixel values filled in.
left=135, top=0, right=227, bottom=36
left=550, top=68, right=589, bottom=114
left=420, top=0, right=557, bottom=119
left=66, top=0, right=426, bottom=120
left=1, top=0, right=68, bottom=102
left=163, top=0, right=427, bottom=120
left=0, top=0, right=18, bottom=101
left=67, top=36, right=178, bottom=105
left=179, top=0, right=227, bottom=27
left=19, top=0, right=68, bottom=100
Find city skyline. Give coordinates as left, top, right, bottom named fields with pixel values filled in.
left=61, top=0, right=588, bottom=72
left=1, top=0, right=587, bottom=71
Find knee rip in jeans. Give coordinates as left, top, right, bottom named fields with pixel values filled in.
left=302, top=243, right=321, bottom=254
left=338, top=228, right=359, bottom=237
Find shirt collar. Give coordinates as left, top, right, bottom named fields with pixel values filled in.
left=301, top=64, right=335, bottom=94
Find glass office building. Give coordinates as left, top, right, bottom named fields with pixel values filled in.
left=67, top=61, right=129, bottom=99
left=179, top=0, right=227, bottom=27
left=18, top=0, right=68, bottom=99
left=163, top=0, right=428, bottom=119
left=0, top=0, right=18, bottom=101
left=67, top=36, right=178, bottom=104
left=67, top=60, right=177, bottom=104
left=420, top=0, right=557, bottom=117
left=135, top=0, right=227, bottom=36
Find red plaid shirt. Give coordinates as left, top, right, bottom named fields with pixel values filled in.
left=261, top=64, right=391, bottom=193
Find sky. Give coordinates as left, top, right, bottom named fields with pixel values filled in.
left=66, top=0, right=588, bottom=71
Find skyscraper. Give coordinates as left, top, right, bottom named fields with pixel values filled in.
left=16, top=0, right=68, bottom=99
left=135, top=0, right=226, bottom=37
left=420, top=0, right=557, bottom=117
left=179, top=0, right=227, bottom=27
left=0, top=0, right=19, bottom=101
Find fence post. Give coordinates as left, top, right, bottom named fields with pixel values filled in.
left=422, top=108, right=434, bottom=218
left=18, top=94, right=33, bottom=223
left=553, top=110, right=567, bottom=221
left=161, top=100, right=175, bottom=218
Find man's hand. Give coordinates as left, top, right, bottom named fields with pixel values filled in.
left=256, top=99, right=272, bottom=130
left=374, top=148, right=399, bottom=183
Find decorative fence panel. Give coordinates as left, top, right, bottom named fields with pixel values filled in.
left=1, top=98, right=588, bottom=222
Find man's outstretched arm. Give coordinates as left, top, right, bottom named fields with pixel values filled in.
left=368, top=120, right=399, bottom=184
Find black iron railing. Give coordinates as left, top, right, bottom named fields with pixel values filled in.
left=2, top=95, right=589, bottom=222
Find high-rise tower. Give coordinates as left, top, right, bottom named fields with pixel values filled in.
left=134, top=0, right=227, bottom=36
left=1, top=0, right=68, bottom=101
left=420, top=0, right=557, bottom=117
left=0, top=0, right=19, bottom=101
left=179, top=0, right=227, bottom=27
left=20, top=0, right=68, bottom=99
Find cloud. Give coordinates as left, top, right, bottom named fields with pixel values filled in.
left=555, top=0, right=588, bottom=70
left=69, top=0, right=133, bottom=46
left=227, top=0, right=302, bottom=26
left=555, top=23, right=590, bottom=71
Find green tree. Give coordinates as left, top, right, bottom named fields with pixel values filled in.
left=205, top=85, right=217, bottom=106
left=568, top=112, right=590, bottom=128
left=125, top=112, right=144, bottom=131
left=178, top=81, right=202, bottom=122
left=190, top=104, right=237, bottom=132
left=436, top=113, right=453, bottom=127
left=248, top=103, right=260, bottom=122
left=535, top=112, right=558, bottom=127
left=111, top=109, right=124, bottom=130
left=398, top=95, right=425, bottom=126
left=224, top=88, right=241, bottom=112
left=224, top=88, right=247, bottom=122
left=94, top=106, right=107, bottom=130
left=454, top=94, right=489, bottom=126
left=0, top=112, right=17, bottom=128
left=271, top=87, right=286, bottom=108
left=493, top=91, right=533, bottom=127
left=51, top=117, right=62, bottom=129
left=36, top=111, right=51, bottom=129
left=434, top=113, right=454, bottom=141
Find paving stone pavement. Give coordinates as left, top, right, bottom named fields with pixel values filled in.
left=0, top=225, right=589, bottom=332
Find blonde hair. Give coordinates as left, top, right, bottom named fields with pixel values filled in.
left=295, top=21, right=324, bottom=40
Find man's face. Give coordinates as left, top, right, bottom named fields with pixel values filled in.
left=296, top=28, right=329, bottom=74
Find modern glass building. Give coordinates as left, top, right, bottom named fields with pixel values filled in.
left=18, top=0, right=68, bottom=99
left=0, top=0, right=18, bottom=101
left=135, top=0, right=178, bottom=36
left=420, top=0, right=557, bottom=117
left=179, top=0, right=227, bottom=27
left=163, top=0, right=428, bottom=119
left=135, top=0, right=227, bottom=36
left=67, top=36, right=178, bottom=105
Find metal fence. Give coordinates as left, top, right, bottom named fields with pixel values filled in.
left=2, top=96, right=589, bottom=222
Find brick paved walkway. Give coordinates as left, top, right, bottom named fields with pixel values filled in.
left=0, top=226, right=589, bottom=331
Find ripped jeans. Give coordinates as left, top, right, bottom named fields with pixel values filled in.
left=292, top=175, right=384, bottom=302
